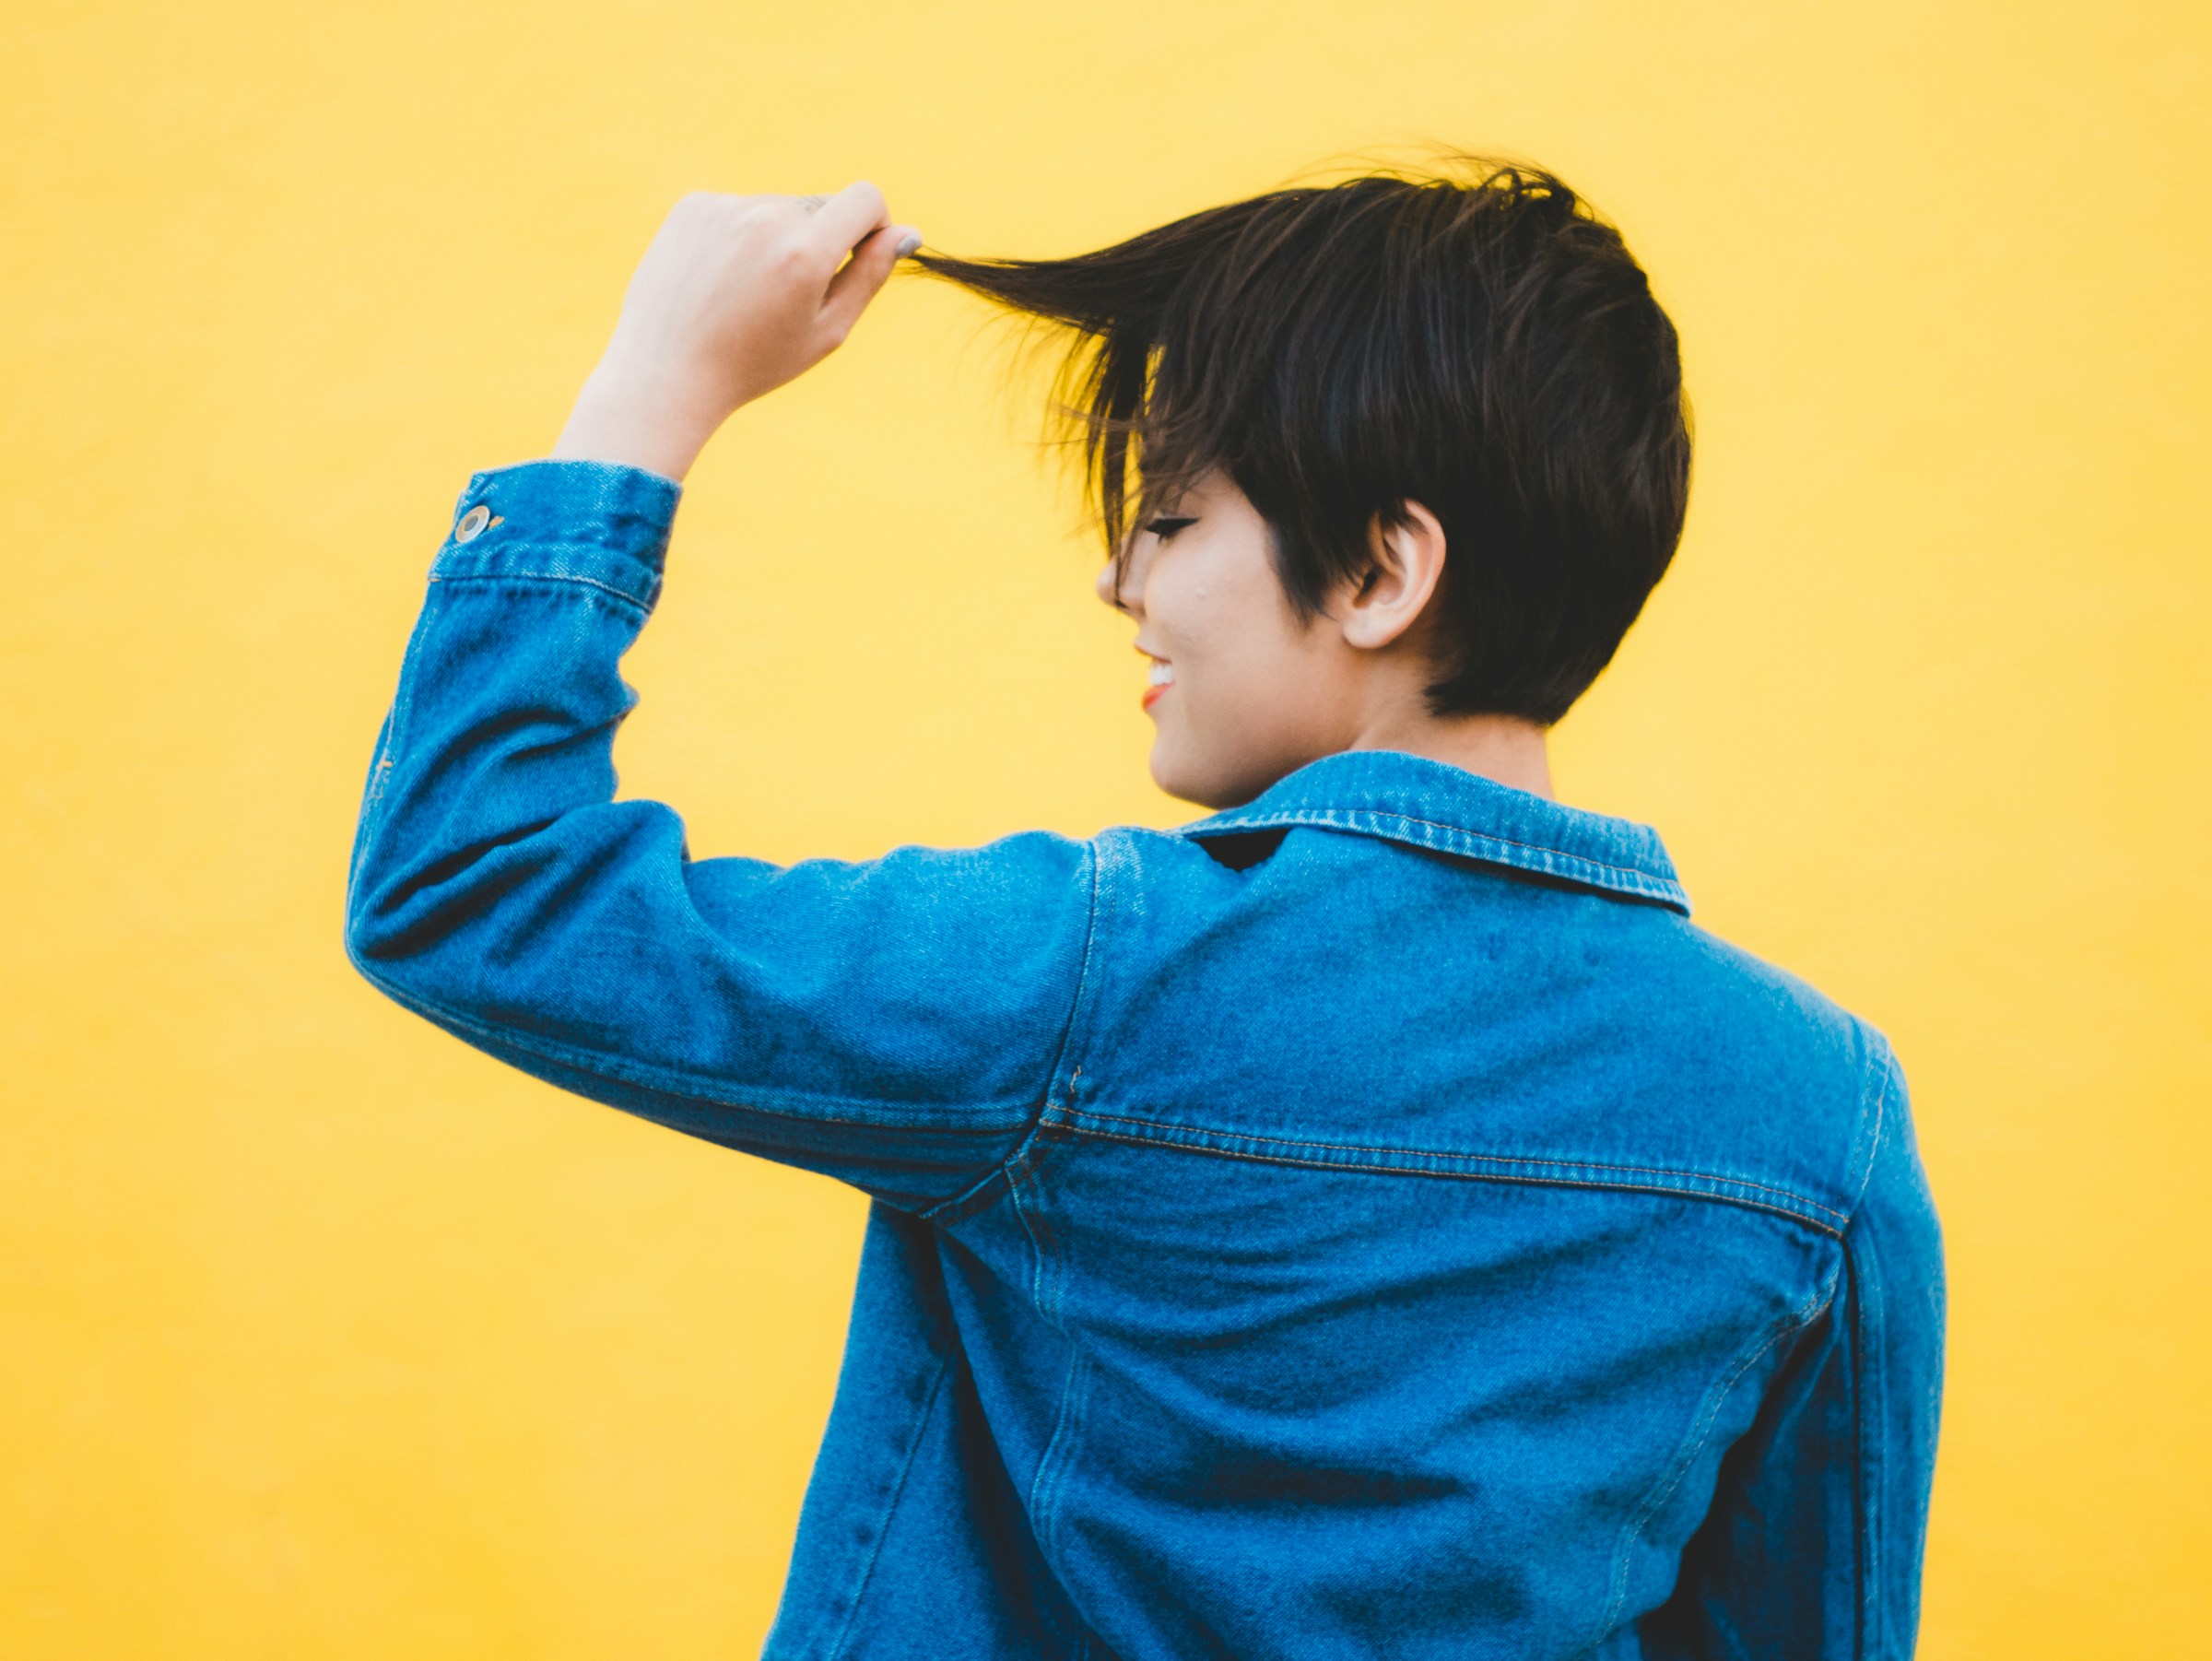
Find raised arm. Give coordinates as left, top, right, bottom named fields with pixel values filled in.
left=344, top=189, right=1097, bottom=1211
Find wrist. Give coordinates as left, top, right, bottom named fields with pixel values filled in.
left=550, top=360, right=723, bottom=482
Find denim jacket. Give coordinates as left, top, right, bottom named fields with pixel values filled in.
left=347, top=461, right=1943, bottom=1660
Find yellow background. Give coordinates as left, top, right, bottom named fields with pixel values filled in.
left=4, top=1, right=2206, bottom=1654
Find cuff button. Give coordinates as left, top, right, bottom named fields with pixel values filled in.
left=453, top=503, right=492, bottom=543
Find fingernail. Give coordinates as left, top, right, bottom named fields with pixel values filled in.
left=894, top=231, right=923, bottom=259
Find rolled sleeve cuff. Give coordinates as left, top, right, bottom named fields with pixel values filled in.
left=429, top=459, right=684, bottom=612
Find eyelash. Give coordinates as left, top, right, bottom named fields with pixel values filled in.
left=1145, top=516, right=1197, bottom=540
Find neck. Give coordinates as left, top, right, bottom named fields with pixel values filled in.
left=1347, top=709, right=1555, bottom=800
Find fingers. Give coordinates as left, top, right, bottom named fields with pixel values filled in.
left=821, top=222, right=919, bottom=340
left=807, top=179, right=890, bottom=259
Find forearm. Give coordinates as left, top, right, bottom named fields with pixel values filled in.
left=346, top=460, right=680, bottom=981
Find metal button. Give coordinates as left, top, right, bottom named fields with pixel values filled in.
left=453, top=504, right=491, bottom=543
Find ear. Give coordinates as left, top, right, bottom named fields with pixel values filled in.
left=1335, top=500, right=1447, bottom=652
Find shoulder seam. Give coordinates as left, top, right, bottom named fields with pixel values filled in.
left=922, top=834, right=1111, bottom=1229
left=1841, top=1023, right=1900, bottom=1226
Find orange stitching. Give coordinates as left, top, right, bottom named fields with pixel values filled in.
left=1053, top=1125, right=1845, bottom=1239
left=1052, top=1106, right=1850, bottom=1226
left=430, top=569, right=653, bottom=607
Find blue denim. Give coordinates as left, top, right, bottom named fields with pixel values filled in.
left=347, top=460, right=1943, bottom=1660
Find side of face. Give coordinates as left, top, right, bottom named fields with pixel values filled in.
left=1099, top=469, right=1371, bottom=808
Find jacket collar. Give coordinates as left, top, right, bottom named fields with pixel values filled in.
left=1178, top=749, right=1691, bottom=915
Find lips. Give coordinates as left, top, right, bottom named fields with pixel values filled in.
left=1142, top=657, right=1174, bottom=711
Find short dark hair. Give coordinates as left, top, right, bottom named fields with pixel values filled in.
left=915, top=159, right=1691, bottom=724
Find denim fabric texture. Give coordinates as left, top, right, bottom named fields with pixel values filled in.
left=347, top=460, right=1945, bottom=1660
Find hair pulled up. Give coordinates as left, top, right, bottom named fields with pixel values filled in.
left=912, top=158, right=1691, bottom=725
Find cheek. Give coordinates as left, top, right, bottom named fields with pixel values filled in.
left=1141, top=559, right=1206, bottom=663
left=1155, top=560, right=1324, bottom=727
left=1148, top=564, right=1242, bottom=697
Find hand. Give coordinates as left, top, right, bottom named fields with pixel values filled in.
left=551, top=183, right=919, bottom=481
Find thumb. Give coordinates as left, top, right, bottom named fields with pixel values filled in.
left=820, top=223, right=919, bottom=341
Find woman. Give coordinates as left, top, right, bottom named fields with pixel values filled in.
left=347, top=162, right=1941, bottom=1659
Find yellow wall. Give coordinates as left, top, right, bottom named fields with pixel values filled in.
left=4, top=2, right=2206, bottom=1654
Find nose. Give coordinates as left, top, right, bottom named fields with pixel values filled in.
left=1097, top=541, right=1147, bottom=616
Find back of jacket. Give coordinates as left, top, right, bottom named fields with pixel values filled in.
left=347, top=462, right=1945, bottom=1661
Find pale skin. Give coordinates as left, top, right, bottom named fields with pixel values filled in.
left=553, top=184, right=1554, bottom=811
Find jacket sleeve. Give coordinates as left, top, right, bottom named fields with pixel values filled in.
left=1639, top=1041, right=1946, bottom=1660
left=343, top=460, right=1099, bottom=1212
